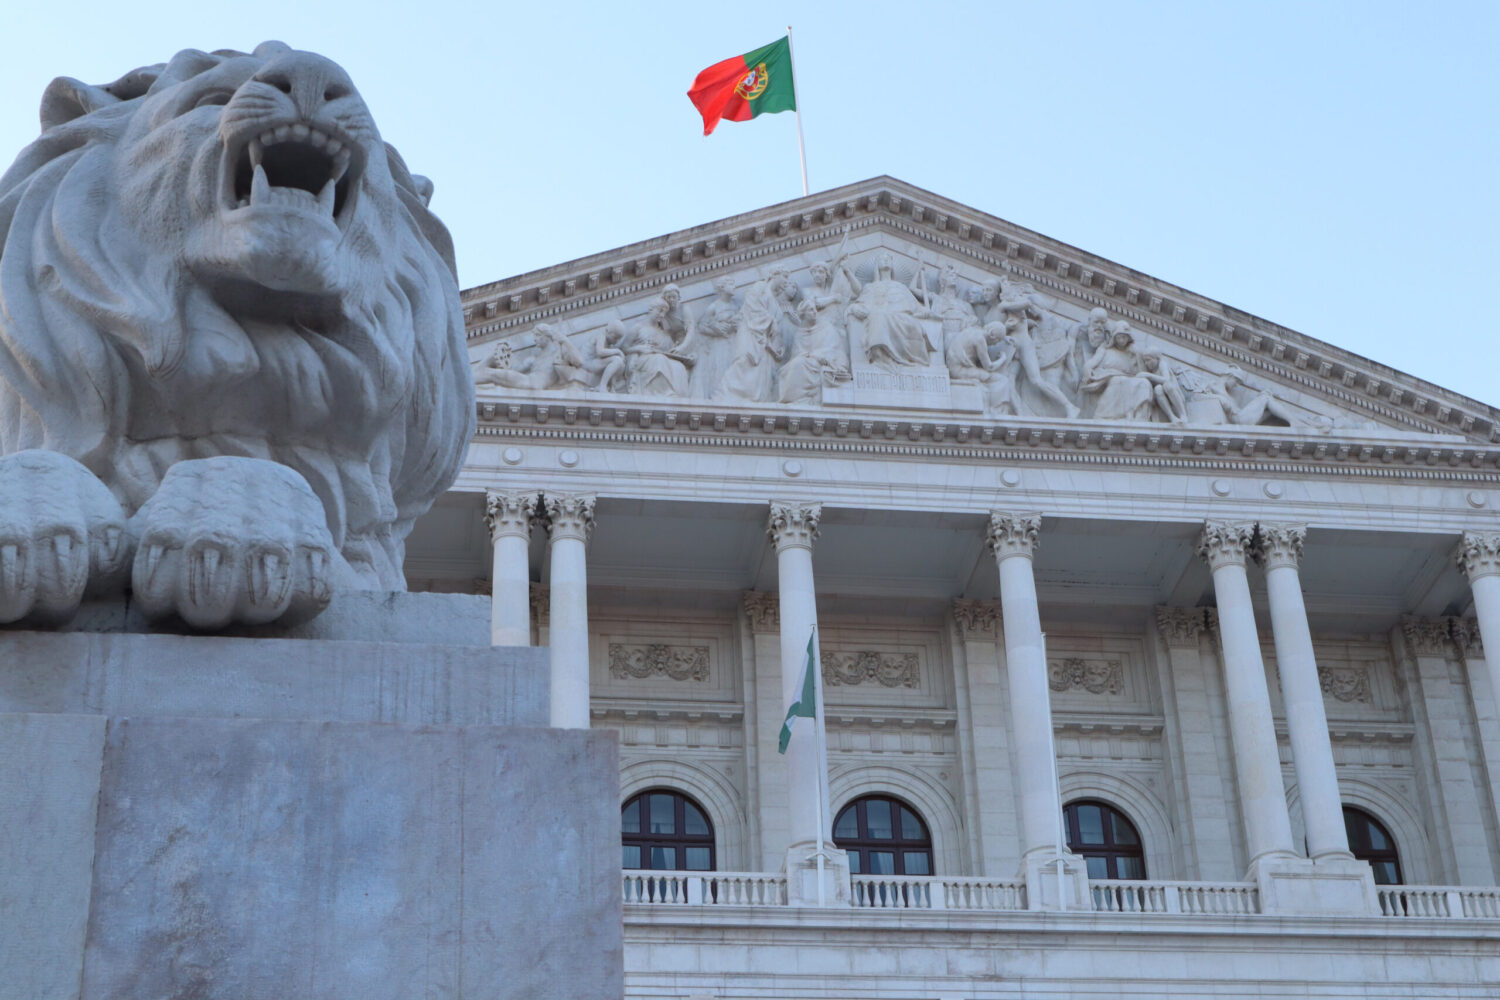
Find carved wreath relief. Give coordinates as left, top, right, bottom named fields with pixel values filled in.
left=608, top=643, right=710, bottom=682
left=475, top=245, right=1331, bottom=429
left=821, top=650, right=920, bottom=688
left=1048, top=657, right=1124, bottom=696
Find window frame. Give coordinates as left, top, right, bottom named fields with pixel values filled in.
left=1063, top=799, right=1147, bottom=881
left=831, top=794, right=935, bottom=877
left=1343, top=805, right=1402, bottom=885
left=621, top=788, right=716, bottom=872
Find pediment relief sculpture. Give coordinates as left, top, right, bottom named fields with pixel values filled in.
left=471, top=243, right=1374, bottom=433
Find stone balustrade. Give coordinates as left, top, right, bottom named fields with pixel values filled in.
left=624, top=872, right=1500, bottom=924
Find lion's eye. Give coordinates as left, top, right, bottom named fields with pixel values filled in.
left=194, top=91, right=233, bottom=109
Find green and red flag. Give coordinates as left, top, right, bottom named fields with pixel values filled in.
left=688, top=36, right=797, bottom=136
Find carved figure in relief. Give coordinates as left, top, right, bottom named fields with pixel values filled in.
left=1141, top=353, right=1188, bottom=424
left=942, top=312, right=992, bottom=384
left=0, top=43, right=472, bottom=627
left=847, top=252, right=936, bottom=368
left=685, top=276, right=739, bottom=396
left=474, top=341, right=534, bottom=389
left=625, top=299, right=692, bottom=396
left=1080, top=323, right=1155, bottom=421
left=927, top=263, right=980, bottom=330
left=1181, top=365, right=1306, bottom=427
left=779, top=299, right=850, bottom=403
left=656, top=283, right=693, bottom=345
left=720, top=269, right=794, bottom=401
left=1071, top=309, right=1112, bottom=389
left=584, top=320, right=629, bottom=392
left=998, top=278, right=1080, bottom=418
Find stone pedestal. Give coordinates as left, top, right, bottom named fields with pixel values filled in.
left=1022, top=853, right=1091, bottom=912
left=783, top=844, right=852, bottom=907
left=1253, top=857, right=1380, bottom=916
left=0, top=593, right=622, bottom=1000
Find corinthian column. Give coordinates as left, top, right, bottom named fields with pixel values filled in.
left=767, top=502, right=826, bottom=856
left=543, top=493, right=595, bottom=729
left=1456, top=532, right=1500, bottom=719
left=1198, top=521, right=1296, bottom=869
left=986, top=513, right=1060, bottom=864
left=484, top=490, right=538, bottom=647
left=1255, top=524, right=1351, bottom=862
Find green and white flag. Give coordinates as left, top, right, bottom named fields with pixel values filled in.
left=778, top=632, right=817, bottom=754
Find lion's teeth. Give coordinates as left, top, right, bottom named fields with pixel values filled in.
left=291, top=123, right=310, bottom=141
left=274, top=125, right=291, bottom=142
left=308, top=130, right=327, bottom=149
left=324, top=138, right=342, bottom=156
left=317, top=178, right=337, bottom=215
left=260, top=130, right=277, bottom=147
left=330, top=147, right=350, bottom=183
left=248, top=138, right=263, bottom=168
left=252, top=162, right=271, bottom=203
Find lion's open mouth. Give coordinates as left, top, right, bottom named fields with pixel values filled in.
left=229, top=124, right=355, bottom=226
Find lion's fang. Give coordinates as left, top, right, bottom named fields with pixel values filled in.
left=248, top=138, right=263, bottom=169
left=252, top=162, right=271, bottom=203
left=317, top=178, right=337, bottom=214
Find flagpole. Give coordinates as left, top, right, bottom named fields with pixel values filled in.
left=811, top=623, right=827, bottom=906
left=785, top=26, right=810, bottom=196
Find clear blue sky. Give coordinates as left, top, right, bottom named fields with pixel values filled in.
left=3, top=1, right=1495, bottom=406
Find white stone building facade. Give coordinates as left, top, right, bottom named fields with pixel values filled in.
left=407, top=178, right=1500, bottom=997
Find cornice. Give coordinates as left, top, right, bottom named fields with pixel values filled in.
left=471, top=393, right=1500, bottom=485
left=460, top=176, right=1499, bottom=444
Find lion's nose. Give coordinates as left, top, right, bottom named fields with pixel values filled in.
left=251, top=51, right=356, bottom=119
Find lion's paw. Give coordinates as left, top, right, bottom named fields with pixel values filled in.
left=0, top=450, right=131, bottom=626
left=130, top=457, right=342, bottom=629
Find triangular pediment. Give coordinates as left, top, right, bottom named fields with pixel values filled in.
left=462, top=177, right=1495, bottom=453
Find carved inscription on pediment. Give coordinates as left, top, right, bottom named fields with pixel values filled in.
left=821, top=650, right=920, bottom=688
left=608, top=643, right=710, bottom=682
left=476, top=243, right=1356, bottom=430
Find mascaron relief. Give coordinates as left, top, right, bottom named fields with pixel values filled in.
left=1318, top=665, right=1371, bottom=704
left=608, top=643, right=710, bottom=682
left=474, top=248, right=1338, bottom=428
left=821, top=650, right=920, bottom=688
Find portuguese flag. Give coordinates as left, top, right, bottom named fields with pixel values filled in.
left=687, top=37, right=797, bottom=136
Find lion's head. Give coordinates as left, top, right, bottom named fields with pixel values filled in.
left=0, top=41, right=474, bottom=588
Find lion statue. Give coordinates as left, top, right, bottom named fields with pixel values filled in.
left=0, top=42, right=474, bottom=629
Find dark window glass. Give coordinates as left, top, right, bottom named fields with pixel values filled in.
left=832, top=795, right=933, bottom=876
left=621, top=789, right=716, bottom=872
left=1344, top=806, right=1402, bottom=885
left=1064, top=800, right=1147, bottom=880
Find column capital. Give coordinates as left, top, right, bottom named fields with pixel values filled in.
left=1457, top=531, right=1500, bottom=582
left=742, top=591, right=780, bottom=633
left=986, top=512, right=1041, bottom=562
left=1450, top=617, right=1484, bottom=660
left=1401, top=616, right=1452, bottom=658
left=1155, top=606, right=1210, bottom=648
left=952, top=598, right=1001, bottom=638
left=484, top=489, right=540, bottom=542
left=543, top=493, right=596, bottom=543
left=768, top=501, right=822, bottom=551
left=1254, top=523, right=1306, bottom=570
left=1197, top=521, right=1256, bottom=571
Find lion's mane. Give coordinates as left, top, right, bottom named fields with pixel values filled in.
left=0, top=43, right=474, bottom=588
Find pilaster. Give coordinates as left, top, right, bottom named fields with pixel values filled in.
left=742, top=591, right=788, bottom=871
left=1153, top=606, right=1238, bottom=879
left=950, top=599, right=1019, bottom=877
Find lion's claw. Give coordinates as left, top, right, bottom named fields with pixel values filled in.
left=130, top=457, right=342, bottom=629
left=0, top=450, right=132, bottom=627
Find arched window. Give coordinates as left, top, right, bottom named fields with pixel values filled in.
left=832, top=795, right=933, bottom=875
left=1344, top=806, right=1402, bottom=885
left=1064, top=799, right=1146, bottom=880
left=621, top=789, right=715, bottom=871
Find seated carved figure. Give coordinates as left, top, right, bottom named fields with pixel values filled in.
left=0, top=43, right=473, bottom=629
left=1080, top=324, right=1154, bottom=421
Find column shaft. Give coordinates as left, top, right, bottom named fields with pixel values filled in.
left=769, top=502, right=825, bottom=852
left=1200, top=522, right=1296, bottom=867
left=1258, top=525, right=1350, bottom=861
left=484, top=491, right=536, bottom=647
left=544, top=494, right=594, bottom=729
left=989, top=513, right=1059, bottom=861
